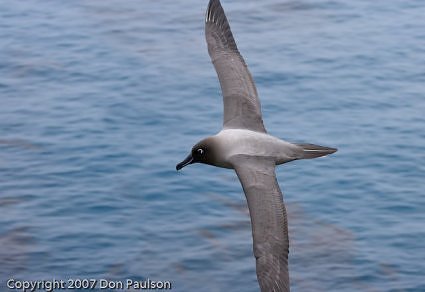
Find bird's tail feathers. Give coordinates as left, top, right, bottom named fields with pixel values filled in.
left=295, top=143, right=337, bottom=159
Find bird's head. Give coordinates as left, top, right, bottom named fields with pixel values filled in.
left=176, top=137, right=218, bottom=170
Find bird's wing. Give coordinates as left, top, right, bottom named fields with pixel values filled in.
left=205, top=0, right=267, bottom=133
left=231, top=155, right=290, bottom=292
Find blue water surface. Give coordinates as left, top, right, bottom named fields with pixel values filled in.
left=0, top=0, right=424, bottom=291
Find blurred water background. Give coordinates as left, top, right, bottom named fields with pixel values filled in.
left=0, top=0, right=424, bottom=291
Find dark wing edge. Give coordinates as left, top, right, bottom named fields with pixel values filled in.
left=231, top=155, right=290, bottom=292
left=205, top=0, right=267, bottom=133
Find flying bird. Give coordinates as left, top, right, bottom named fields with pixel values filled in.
left=176, top=0, right=337, bottom=291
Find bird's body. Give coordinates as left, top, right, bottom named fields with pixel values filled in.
left=208, top=129, right=303, bottom=169
left=176, top=1, right=337, bottom=291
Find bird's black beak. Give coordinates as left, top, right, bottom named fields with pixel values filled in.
left=176, top=153, right=194, bottom=171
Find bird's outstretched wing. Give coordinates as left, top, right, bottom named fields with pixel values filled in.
left=205, top=0, right=267, bottom=133
left=231, top=155, right=290, bottom=292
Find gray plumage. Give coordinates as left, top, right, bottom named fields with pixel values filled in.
left=232, top=155, right=290, bottom=292
left=176, top=1, right=337, bottom=291
left=205, top=0, right=266, bottom=133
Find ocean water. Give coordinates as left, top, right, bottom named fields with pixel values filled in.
left=0, top=0, right=424, bottom=291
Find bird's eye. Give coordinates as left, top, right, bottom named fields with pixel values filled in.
left=197, top=148, right=204, bottom=155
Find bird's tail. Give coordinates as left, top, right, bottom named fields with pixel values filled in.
left=295, top=143, right=337, bottom=159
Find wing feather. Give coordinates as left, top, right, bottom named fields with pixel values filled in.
left=205, top=0, right=266, bottom=133
left=231, top=156, right=290, bottom=292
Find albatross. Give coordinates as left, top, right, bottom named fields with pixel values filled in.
left=176, top=0, right=337, bottom=291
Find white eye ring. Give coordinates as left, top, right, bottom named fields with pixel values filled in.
left=197, top=148, right=204, bottom=155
